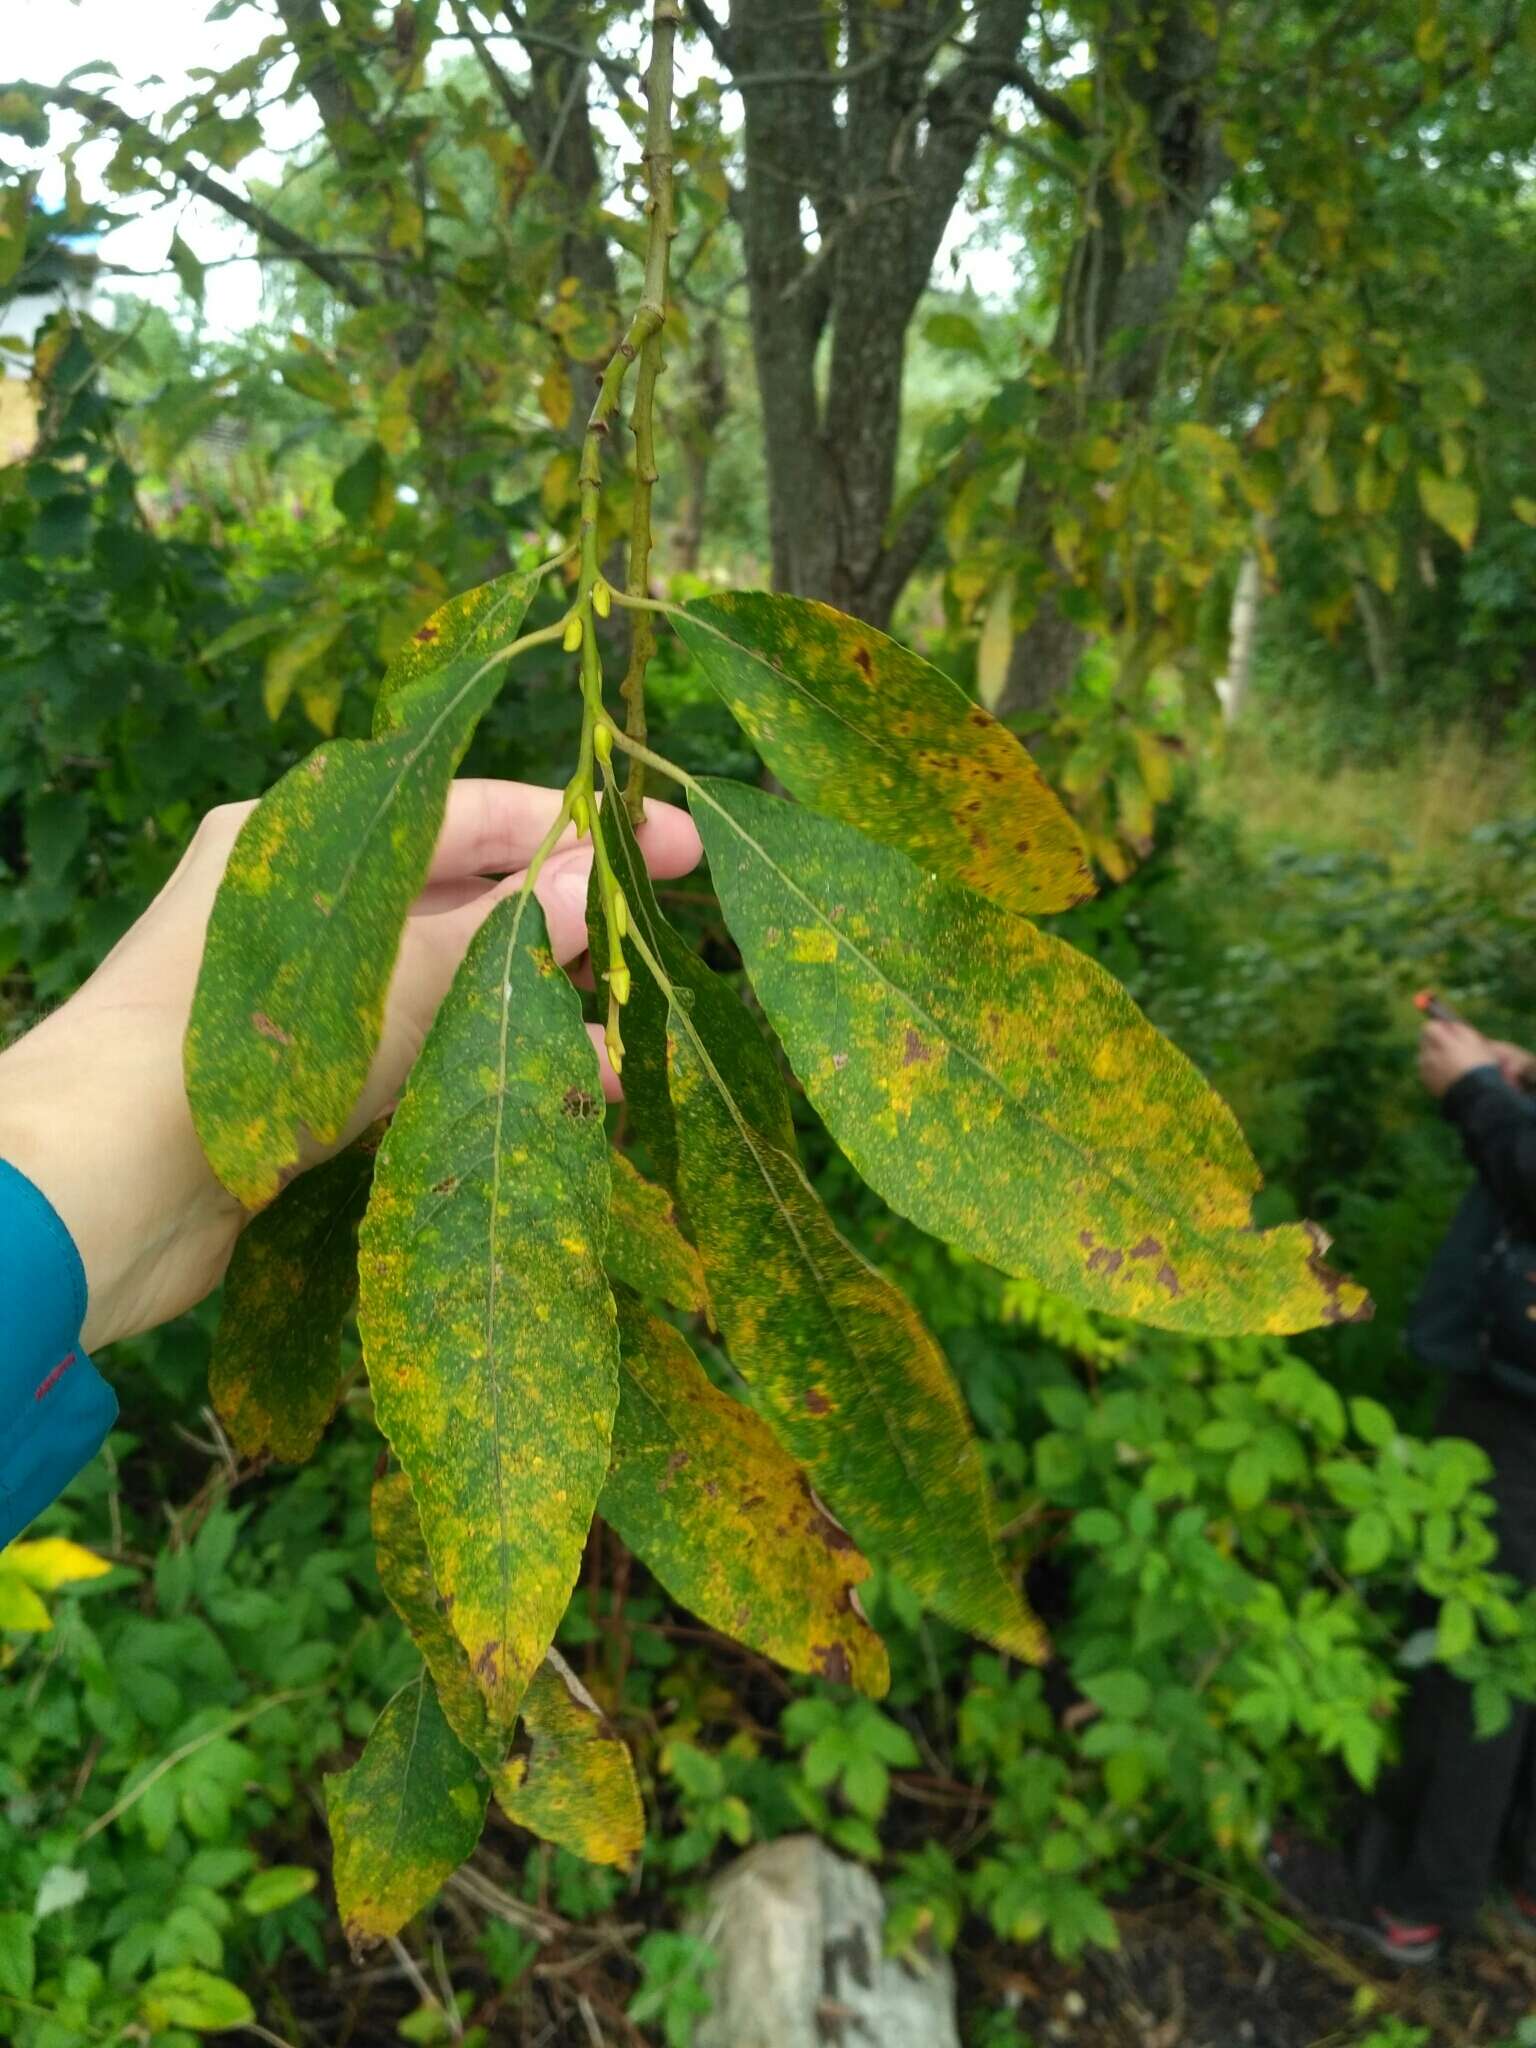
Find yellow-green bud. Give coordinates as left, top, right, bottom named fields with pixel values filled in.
left=571, top=793, right=591, bottom=837
left=610, top=888, right=629, bottom=939
left=562, top=612, right=584, bottom=652
left=608, top=965, right=632, bottom=1006
left=606, top=1032, right=624, bottom=1077
left=593, top=721, right=614, bottom=764
left=592, top=578, right=612, bottom=618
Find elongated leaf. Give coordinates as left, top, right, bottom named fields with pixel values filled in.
left=324, top=1674, right=488, bottom=1950
left=375, top=570, right=537, bottom=735
left=603, top=1295, right=889, bottom=1693
left=209, top=1137, right=377, bottom=1462
left=599, top=796, right=1036, bottom=1656
left=372, top=1471, right=499, bottom=1766
left=605, top=1153, right=707, bottom=1313
left=495, top=1648, right=644, bottom=1869
left=186, top=567, right=537, bottom=1206
left=359, top=893, right=619, bottom=1735
left=675, top=592, right=1092, bottom=916
left=690, top=781, right=1371, bottom=1336
left=372, top=1472, right=643, bottom=1866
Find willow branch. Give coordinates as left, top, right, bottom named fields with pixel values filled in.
left=618, top=0, right=682, bottom=820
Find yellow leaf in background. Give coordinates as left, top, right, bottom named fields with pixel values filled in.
left=300, top=668, right=345, bottom=737
left=976, top=572, right=1015, bottom=711
left=262, top=615, right=346, bottom=722
left=1418, top=468, right=1478, bottom=550
left=375, top=370, right=414, bottom=457
left=1414, top=15, right=1448, bottom=62
left=4, top=1538, right=111, bottom=1590
left=1439, top=432, right=1466, bottom=479
left=1307, top=454, right=1342, bottom=519
left=1363, top=528, right=1400, bottom=594
left=540, top=449, right=578, bottom=521
left=1512, top=496, right=1536, bottom=527
left=1085, top=435, right=1120, bottom=473
left=1134, top=727, right=1176, bottom=804
left=0, top=1573, right=54, bottom=1632
left=539, top=360, right=573, bottom=433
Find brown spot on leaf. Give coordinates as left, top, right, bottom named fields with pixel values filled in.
left=1079, top=1230, right=1096, bottom=1249
left=852, top=645, right=873, bottom=680
left=968, top=709, right=992, bottom=727
left=832, top=1051, right=849, bottom=1070
left=902, top=1029, right=932, bottom=1067
left=1087, top=1246, right=1124, bottom=1276
left=657, top=1448, right=690, bottom=1495
left=251, top=1010, right=293, bottom=1047
left=1015, top=837, right=1033, bottom=854
left=1156, top=1262, right=1182, bottom=1298
left=562, top=1085, right=600, bottom=1120
left=473, top=1642, right=501, bottom=1683
left=813, top=1642, right=853, bottom=1685
left=1130, top=1235, right=1164, bottom=1261
left=1305, top=1223, right=1375, bottom=1325
left=804, top=1387, right=830, bottom=1414
left=413, top=623, right=440, bottom=643
left=432, top=1176, right=460, bottom=1196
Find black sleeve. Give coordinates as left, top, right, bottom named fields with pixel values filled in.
left=1442, top=1064, right=1536, bottom=1238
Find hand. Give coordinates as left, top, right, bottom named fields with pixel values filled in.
left=1484, top=1038, right=1536, bottom=1091
left=1418, top=1018, right=1500, bottom=1100
left=0, top=780, right=701, bottom=1352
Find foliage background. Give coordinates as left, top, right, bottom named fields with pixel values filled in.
left=1, top=0, right=1535, bottom=2041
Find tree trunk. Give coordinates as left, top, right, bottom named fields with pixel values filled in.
left=1218, top=551, right=1262, bottom=724
left=1000, top=0, right=1230, bottom=714
left=670, top=317, right=728, bottom=575
left=727, top=0, right=1024, bottom=630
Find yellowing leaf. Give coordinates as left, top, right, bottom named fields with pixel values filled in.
left=606, top=1152, right=707, bottom=1313
left=1307, top=454, right=1342, bottom=519
left=210, top=1137, right=376, bottom=1463
left=261, top=613, right=346, bottom=722
left=690, top=781, right=1371, bottom=1338
left=3, top=1538, right=111, bottom=1591
left=359, top=894, right=619, bottom=1736
left=976, top=573, right=1015, bottom=712
left=602, top=1296, right=890, bottom=1693
left=0, top=1573, right=55, bottom=1631
left=1512, top=496, right=1536, bottom=526
left=324, top=1675, right=487, bottom=1949
left=675, top=593, right=1092, bottom=917
left=494, top=1649, right=644, bottom=1868
left=186, top=568, right=535, bottom=1207
left=372, top=1472, right=642, bottom=1865
left=539, top=359, right=574, bottom=432
left=1418, top=468, right=1478, bottom=549
left=596, top=794, right=1040, bottom=1658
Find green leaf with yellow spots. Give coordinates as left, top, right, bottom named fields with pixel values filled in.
left=602, top=1294, right=889, bottom=1693
left=628, top=894, right=1042, bottom=1661
left=374, top=567, right=538, bottom=735
left=372, top=1470, right=500, bottom=1765
left=372, top=1471, right=643, bottom=1866
left=494, top=1648, right=644, bottom=1869
left=605, top=1153, right=707, bottom=1313
left=209, top=1135, right=377, bottom=1463
left=690, top=780, right=1370, bottom=1337
left=675, top=592, right=1092, bottom=916
left=324, top=1673, right=488, bottom=1950
left=358, top=892, right=619, bottom=1738
left=185, top=566, right=537, bottom=1207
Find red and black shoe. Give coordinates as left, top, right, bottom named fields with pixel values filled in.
left=1493, top=1889, right=1536, bottom=1936
left=1264, top=1833, right=1443, bottom=1967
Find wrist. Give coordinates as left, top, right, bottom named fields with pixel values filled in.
left=0, top=1004, right=246, bottom=1349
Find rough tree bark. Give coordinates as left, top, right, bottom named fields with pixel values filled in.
left=707, top=0, right=1027, bottom=629
left=1000, top=0, right=1231, bottom=713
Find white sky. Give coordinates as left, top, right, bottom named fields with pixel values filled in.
left=8, top=0, right=1016, bottom=343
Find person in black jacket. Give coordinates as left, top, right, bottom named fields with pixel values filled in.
left=1275, top=1014, right=1536, bottom=1964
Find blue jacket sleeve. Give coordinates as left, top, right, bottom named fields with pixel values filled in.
left=0, top=1159, right=118, bottom=1548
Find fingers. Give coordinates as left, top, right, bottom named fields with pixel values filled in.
left=429, top=779, right=703, bottom=886
left=429, top=780, right=575, bottom=881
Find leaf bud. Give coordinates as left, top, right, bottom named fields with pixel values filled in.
left=592, top=578, right=612, bottom=618
left=608, top=965, right=632, bottom=1006
left=610, top=888, right=629, bottom=939
left=562, top=612, right=584, bottom=652
left=593, top=721, right=614, bottom=764
left=571, top=793, right=591, bottom=838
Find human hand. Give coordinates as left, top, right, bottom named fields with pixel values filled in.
left=0, top=780, right=700, bottom=1351
left=1484, top=1038, right=1536, bottom=1091
left=1418, top=1018, right=1500, bottom=1100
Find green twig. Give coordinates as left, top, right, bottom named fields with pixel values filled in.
left=618, top=0, right=683, bottom=820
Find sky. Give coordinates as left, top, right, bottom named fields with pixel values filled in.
left=8, top=0, right=1017, bottom=343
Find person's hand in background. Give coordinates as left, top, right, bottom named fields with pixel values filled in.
left=0, top=781, right=700, bottom=1352
left=1483, top=1038, right=1536, bottom=1091
left=1418, top=1017, right=1501, bottom=1100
